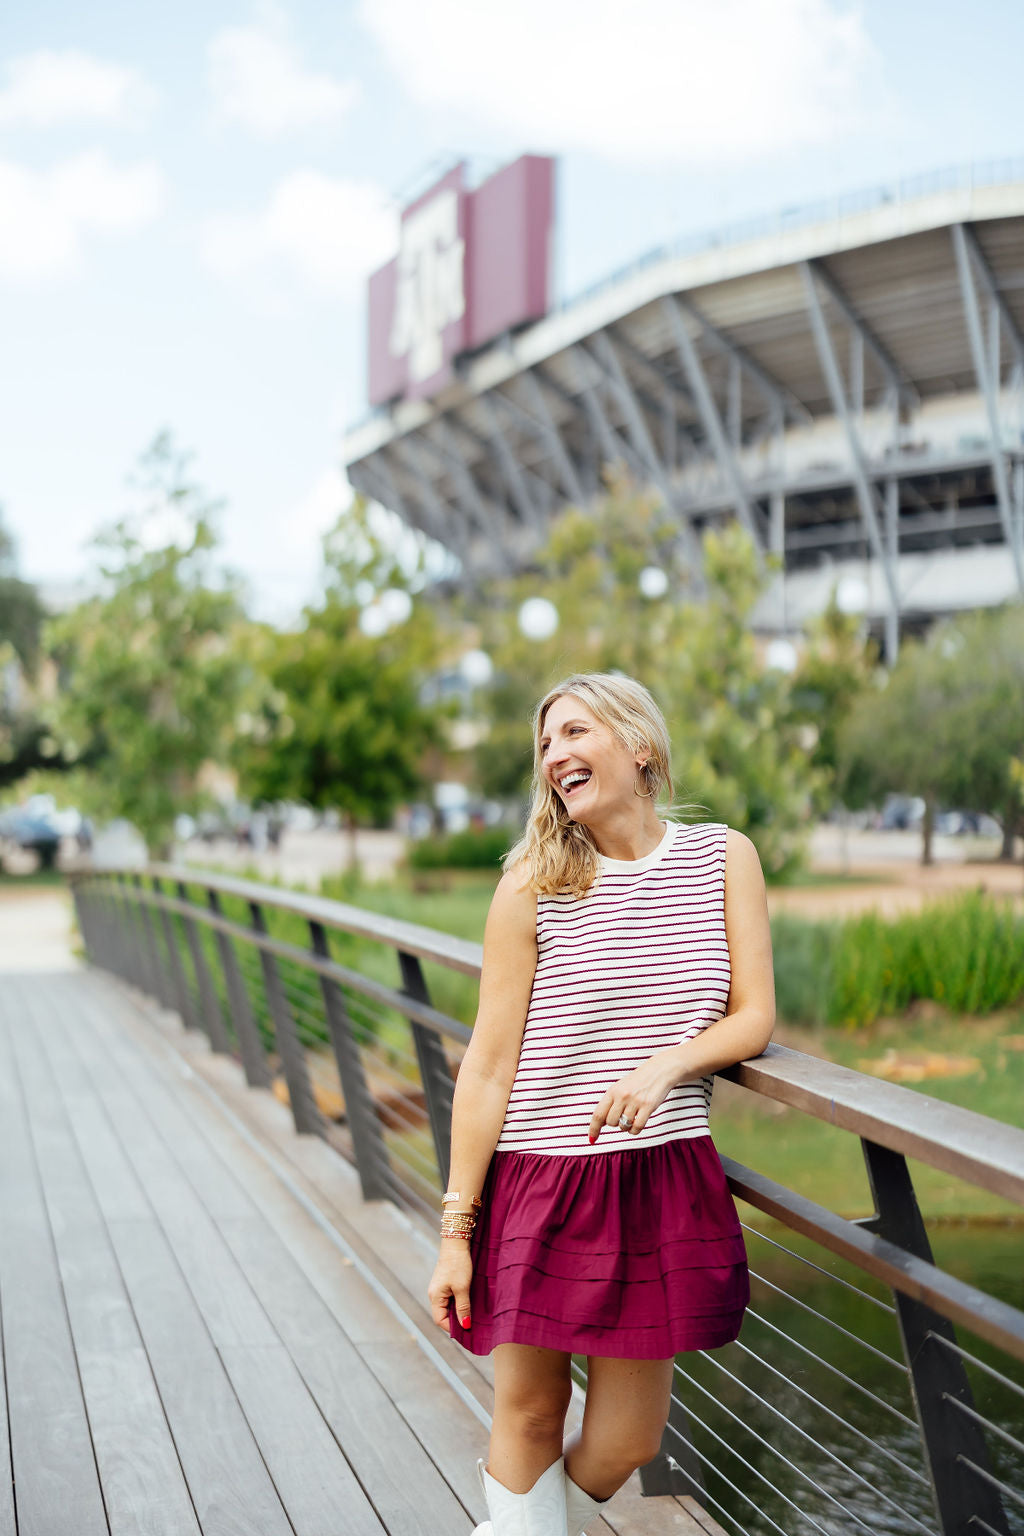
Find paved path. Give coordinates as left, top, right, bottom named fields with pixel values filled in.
left=0, top=886, right=80, bottom=971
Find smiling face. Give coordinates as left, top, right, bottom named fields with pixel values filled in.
left=539, top=694, right=646, bottom=822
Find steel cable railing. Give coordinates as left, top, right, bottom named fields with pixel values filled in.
left=693, top=1350, right=935, bottom=1534
left=726, top=1339, right=930, bottom=1486
left=70, top=864, right=1024, bottom=1536
left=742, top=1223, right=897, bottom=1315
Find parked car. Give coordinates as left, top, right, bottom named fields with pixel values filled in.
left=0, top=803, right=62, bottom=868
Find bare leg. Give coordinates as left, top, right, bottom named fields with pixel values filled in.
left=564, top=1356, right=675, bottom=1502
left=488, top=1343, right=574, bottom=1493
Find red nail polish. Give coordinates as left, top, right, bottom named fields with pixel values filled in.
left=462, top=1316, right=472, bottom=1328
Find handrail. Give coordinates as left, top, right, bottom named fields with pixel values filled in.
left=128, top=863, right=1024, bottom=1206
left=146, top=861, right=484, bottom=975
left=70, top=862, right=1024, bottom=1536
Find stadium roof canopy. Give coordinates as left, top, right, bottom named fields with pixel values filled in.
left=344, top=161, right=1024, bottom=657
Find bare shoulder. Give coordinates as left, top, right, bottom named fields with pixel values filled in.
left=485, top=861, right=537, bottom=937
left=724, top=827, right=767, bottom=893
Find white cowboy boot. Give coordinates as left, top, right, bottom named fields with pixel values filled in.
left=475, top=1456, right=568, bottom=1536
left=563, top=1469, right=608, bottom=1536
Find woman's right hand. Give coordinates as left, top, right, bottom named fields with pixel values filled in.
left=428, top=1242, right=474, bottom=1334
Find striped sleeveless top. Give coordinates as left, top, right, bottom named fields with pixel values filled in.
left=495, top=820, right=731, bottom=1157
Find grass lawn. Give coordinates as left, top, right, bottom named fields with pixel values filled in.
left=0, top=867, right=67, bottom=890
left=713, top=1009, right=1024, bottom=1225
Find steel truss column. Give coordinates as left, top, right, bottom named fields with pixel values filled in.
left=491, top=384, right=576, bottom=509
left=359, top=450, right=445, bottom=549
left=676, top=295, right=812, bottom=428
left=423, top=419, right=496, bottom=539
left=662, top=296, right=765, bottom=563
left=570, top=344, right=639, bottom=477
left=860, top=1139, right=1010, bottom=1536
left=517, top=370, right=585, bottom=506
left=884, top=479, right=900, bottom=663
left=479, top=394, right=544, bottom=532
left=951, top=223, right=1024, bottom=594
left=585, top=331, right=703, bottom=576
left=394, top=436, right=469, bottom=550
left=800, top=262, right=901, bottom=662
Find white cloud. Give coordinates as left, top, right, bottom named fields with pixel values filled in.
left=0, top=50, right=152, bottom=127
left=360, top=0, right=886, bottom=163
left=200, top=171, right=396, bottom=293
left=0, top=152, right=164, bottom=281
left=208, top=11, right=359, bottom=136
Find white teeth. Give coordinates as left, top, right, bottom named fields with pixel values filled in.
left=560, top=771, right=591, bottom=790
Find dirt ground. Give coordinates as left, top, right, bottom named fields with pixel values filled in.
left=767, top=823, right=1024, bottom=919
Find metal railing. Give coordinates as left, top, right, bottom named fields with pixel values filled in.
left=70, top=865, right=1024, bottom=1536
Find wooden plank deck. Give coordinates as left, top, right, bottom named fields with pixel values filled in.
left=0, top=967, right=725, bottom=1536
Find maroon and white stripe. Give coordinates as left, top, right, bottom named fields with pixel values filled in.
left=496, top=821, right=730, bottom=1157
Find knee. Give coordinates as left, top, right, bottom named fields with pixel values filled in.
left=621, top=1426, right=665, bottom=1472
left=502, top=1381, right=573, bottom=1443
left=588, top=1422, right=664, bottom=1476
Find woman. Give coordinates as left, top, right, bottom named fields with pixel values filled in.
left=428, top=671, right=775, bottom=1536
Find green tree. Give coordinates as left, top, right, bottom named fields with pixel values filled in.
left=232, top=497, right=447, bottom=861
left=788, top=588, right=878, bottom=812
left=940, top=605, right=1024, bottom=859
left=464, top=477, right=822, bottom=877
left=838, top=604, right=1024, bottom=865
left=43, top=434, right=249, bottom=856
left=0, top=507, right=60, bottom=790
left=838, top=637, right=952, bottom=864
left=0, top=509, right=46, bottom=679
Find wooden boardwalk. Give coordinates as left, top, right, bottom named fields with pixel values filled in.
left=0, top=967, right=723, bottom=1536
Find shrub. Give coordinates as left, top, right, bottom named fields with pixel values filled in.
left=408, top=825, right=512, bottom=871
left=772, top=889, right=1024, bottom=1029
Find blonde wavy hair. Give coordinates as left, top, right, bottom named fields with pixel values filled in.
left=504, top=671, right=677, bottom=898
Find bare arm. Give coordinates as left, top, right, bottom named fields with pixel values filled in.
left=589, top=828, right=776, bottom=1140
left=427, top=864, right=537, bottom=1329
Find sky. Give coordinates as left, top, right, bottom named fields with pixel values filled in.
left=2, top=0, right=1024, bottom=625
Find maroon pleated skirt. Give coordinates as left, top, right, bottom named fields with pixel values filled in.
left=449, top=1134, right=749, bottom=1359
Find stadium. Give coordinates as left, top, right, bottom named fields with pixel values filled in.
left=343, top=157, right=1024, bottom=662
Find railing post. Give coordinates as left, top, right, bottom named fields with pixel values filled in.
left=860, top=1138, right=1010, bottom=1536
left=151, top=875, right=201, bottom=1034
left=206, top=890, right=271, bottom=1089
left=132, top=873, right=173, bottom=1006
left=176, top=879, right=230, bottom=1053
left=108, top=874, right=142, bottom=989
left=398, top=951, right=454, bottom=1190
left=109, top=874, right=144, bottom=991
left=249, top=901, right=324, bottom=1137
left=70, top=878, right=98, bottom=965
left=638, top=1396, right=707, bottom=1500
left=309, top=920, right=393, bottom=1201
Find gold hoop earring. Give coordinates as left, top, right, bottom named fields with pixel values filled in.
left=634, top=767, right=654, bottom=798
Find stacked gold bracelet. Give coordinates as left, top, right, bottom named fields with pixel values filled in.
left=440, top=1190, right=482, bottom=1239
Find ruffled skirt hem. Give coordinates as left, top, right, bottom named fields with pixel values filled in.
left=450, top=1135, right=749, bottom=1360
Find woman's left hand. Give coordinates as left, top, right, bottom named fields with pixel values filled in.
left=588, top=1049, right=686, bottom=1142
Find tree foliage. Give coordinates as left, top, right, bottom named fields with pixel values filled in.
left=788, top=589, right=878, bottom=811
left=232, top=497, right=446, bottom=847
left=0, top=506, right=58, bottom=788
left=837, top=603, right=1024, bottom=862
left=43, top=434, right=249, bottom=855
left=464, top=477, right=823, bottom=877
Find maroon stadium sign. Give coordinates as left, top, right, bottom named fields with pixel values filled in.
left=368, top=155, right=555, bottom=407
